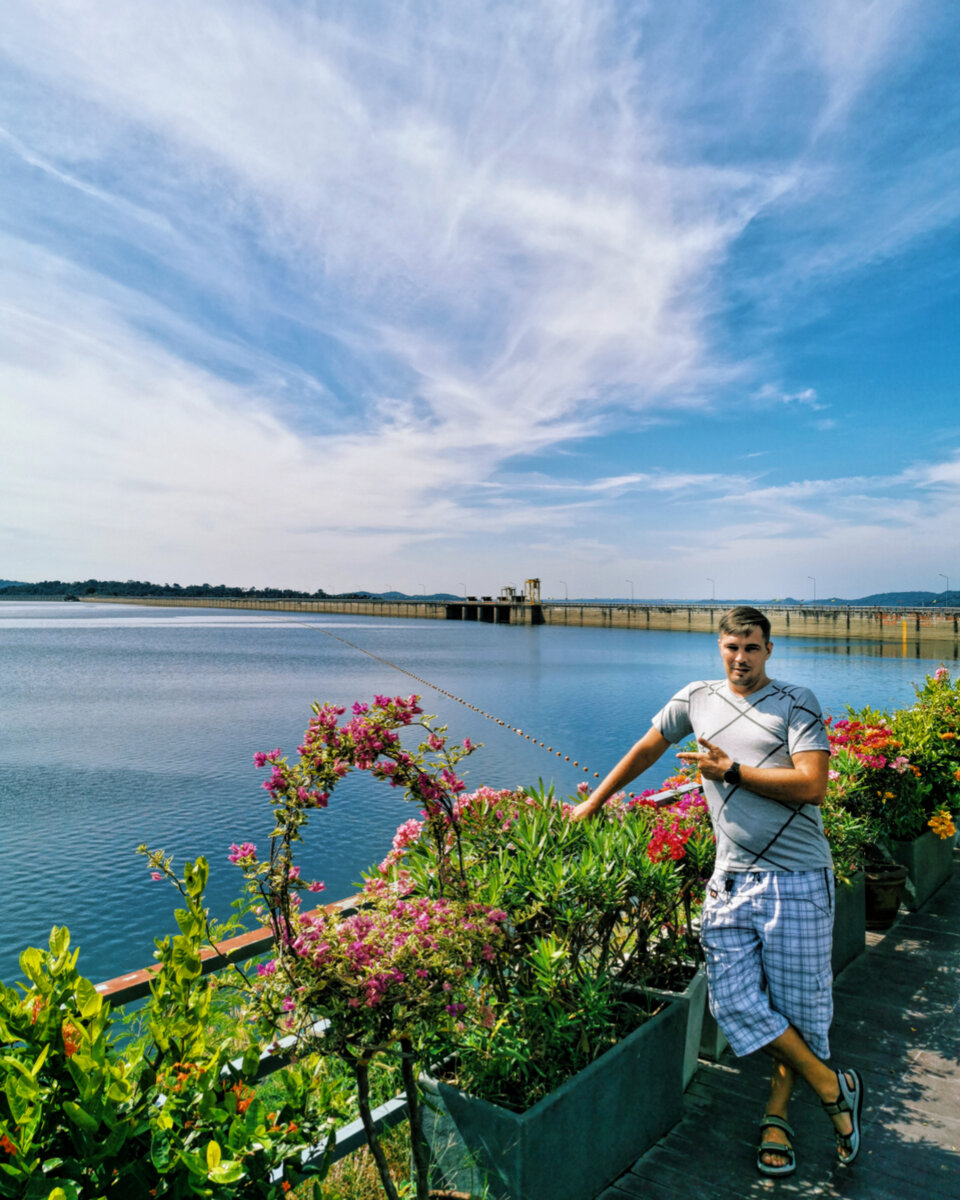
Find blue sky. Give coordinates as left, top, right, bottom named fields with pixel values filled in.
left=1, top=0, right=958, bottom=599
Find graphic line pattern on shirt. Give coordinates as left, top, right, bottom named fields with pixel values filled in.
left=652, top=677, right=831, bottom=873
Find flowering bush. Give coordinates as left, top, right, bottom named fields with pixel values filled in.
left=234, top=696, right=501, bottom=1200
left=890, top=668, right=960, bottom=835
left=827, top=670, right=960, bottom=845
left=0, top=856, right=346, bottom=1200
left=825, top=710, right=927, bottom=844
left=372, top=772, right=715, bottom=1109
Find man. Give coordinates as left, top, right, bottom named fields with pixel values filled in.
left=572, top=606, right=864, bottom=1175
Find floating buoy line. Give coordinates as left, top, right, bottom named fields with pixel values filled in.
left=281, top=617, right=604, bottom=784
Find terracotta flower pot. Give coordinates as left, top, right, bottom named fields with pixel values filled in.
left=864, top=861, right=908, bottom=929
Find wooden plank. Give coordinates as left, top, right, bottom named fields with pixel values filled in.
left=598, top=866, right=960, bottom=1200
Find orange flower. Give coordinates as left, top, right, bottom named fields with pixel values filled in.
left=29, top=997, right=44, bottom=1025
left=61, top=1021, right=81, bottom=1058
left=229, top=1082, right=254, bottom=1115
left=939, top=731, right=956, bottom=740
left=953, top=768, right=960, bottom=782
left=281, top=1184, right=292, bottom=1194
left=929, top=810, right=957, bottom=839
left=0, top=1133, right=17, bottom=1157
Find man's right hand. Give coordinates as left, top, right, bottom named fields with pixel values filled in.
left=566, top=727, right=670, bottom=823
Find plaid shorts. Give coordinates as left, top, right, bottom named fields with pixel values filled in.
left=700, top=868, right=834, bottom=1059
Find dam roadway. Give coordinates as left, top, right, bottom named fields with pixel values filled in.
left=83, top=596, right=960, bottom=649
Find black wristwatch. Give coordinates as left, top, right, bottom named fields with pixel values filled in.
left=723, top=761, right=741, bottom=785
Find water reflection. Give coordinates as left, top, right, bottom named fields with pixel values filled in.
left=791, top=639, right=957, bottom=660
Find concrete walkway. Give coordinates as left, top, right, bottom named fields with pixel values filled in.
left=601, top=852, right=960, bottom=1199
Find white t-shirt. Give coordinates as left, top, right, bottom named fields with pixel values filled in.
left=652, top=678, right=832, bottom=872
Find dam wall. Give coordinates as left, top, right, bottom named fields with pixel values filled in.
left=79, top=595, right=960, bottom=647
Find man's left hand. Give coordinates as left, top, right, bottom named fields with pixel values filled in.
left=676, top=737, right=733, bottom=781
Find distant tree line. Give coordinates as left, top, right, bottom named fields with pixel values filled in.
left=0, top=579, right=341, bottom=600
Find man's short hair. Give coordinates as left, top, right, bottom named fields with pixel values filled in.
left=718, top=605, right=772, bottom=643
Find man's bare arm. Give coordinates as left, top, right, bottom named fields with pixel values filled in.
left=676, top=741, right=829, bottom=807
left=569, top=727, right=672, bottom=820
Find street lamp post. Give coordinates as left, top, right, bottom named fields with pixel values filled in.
left=459, top=582, right=466, bottom=597
left=559, top=580, right=568, bottom=601
left=626, top=579, right=634, bottom=602
left=706, top=577, right=715, bottom=602
left=940, top=573, right=950, bottom=596
left=808, top=576, right=817, bottom=603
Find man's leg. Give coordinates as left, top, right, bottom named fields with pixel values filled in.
left=758, top=1060, right=796, bottom=1170
left=765, top=1025, right=855, bottom=1159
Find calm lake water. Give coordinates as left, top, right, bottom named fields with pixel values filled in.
left=1, top=601, right=954, bottom=985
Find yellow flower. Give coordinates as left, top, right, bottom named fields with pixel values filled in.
left=884, top=792, right=895, bottom=799
left=928, top=810, right=957, bottom=839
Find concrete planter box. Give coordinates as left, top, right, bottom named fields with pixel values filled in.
left=890, top=828, right=955, bottom=910
left=421, top=997, right=686, bottom=1200
left=698, top=1006, right=729, bottom=1061
left=832, top=871, right=866, bottom=976
left=644, top=963, right=708, bottom=1090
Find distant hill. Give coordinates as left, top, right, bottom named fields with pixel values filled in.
left=334, top=590, right=460, bottom=601
left=0, top=578, right=329, bottom=600
left=0, top=578, right=462, bottom=602
left=850, top=590, right=959, bottom=606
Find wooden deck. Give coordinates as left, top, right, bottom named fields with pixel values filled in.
left=600, top=852, right=960, bottom=1200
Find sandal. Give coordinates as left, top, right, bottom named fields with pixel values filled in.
left=757, top=1115, right=796, bottom=1177
left=821, top=1068, right=864, bottom=1165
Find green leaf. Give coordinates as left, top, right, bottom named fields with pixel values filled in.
left=185, top=857, right=209, bottom=898
left=209, top=1160, right=245, bottom=1185
left=174, top=908, right=197, bottom=937
left=150, top=1130, right=175, bottom=1171
left=18, top=947, right=44, bottom=985
left=31, top=1044, right=50, bottom=1078
left=49, top=927, right=70, bottom=959
left=170, top=939, right=202, bottom=979
left=205, top=1140, right=221, bottom=1171
left=62, top=1101, right=99, bottom=1134
left=75, top=979, right=103, bottom=1020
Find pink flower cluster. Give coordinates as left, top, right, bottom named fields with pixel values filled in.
left=228, top=842, right=258, bottom=865
left=279, top=895, right=506, bottom=1012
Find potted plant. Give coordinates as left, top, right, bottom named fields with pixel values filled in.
left=371, top=770, right=693, bottom=1199
left=624, top=773, right=715, bottom=1086
left=825, top=672, right=960, bottom=914
left=886, top=668, right=960, bottom=907
left=819, top=790, right=871, bottom=964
